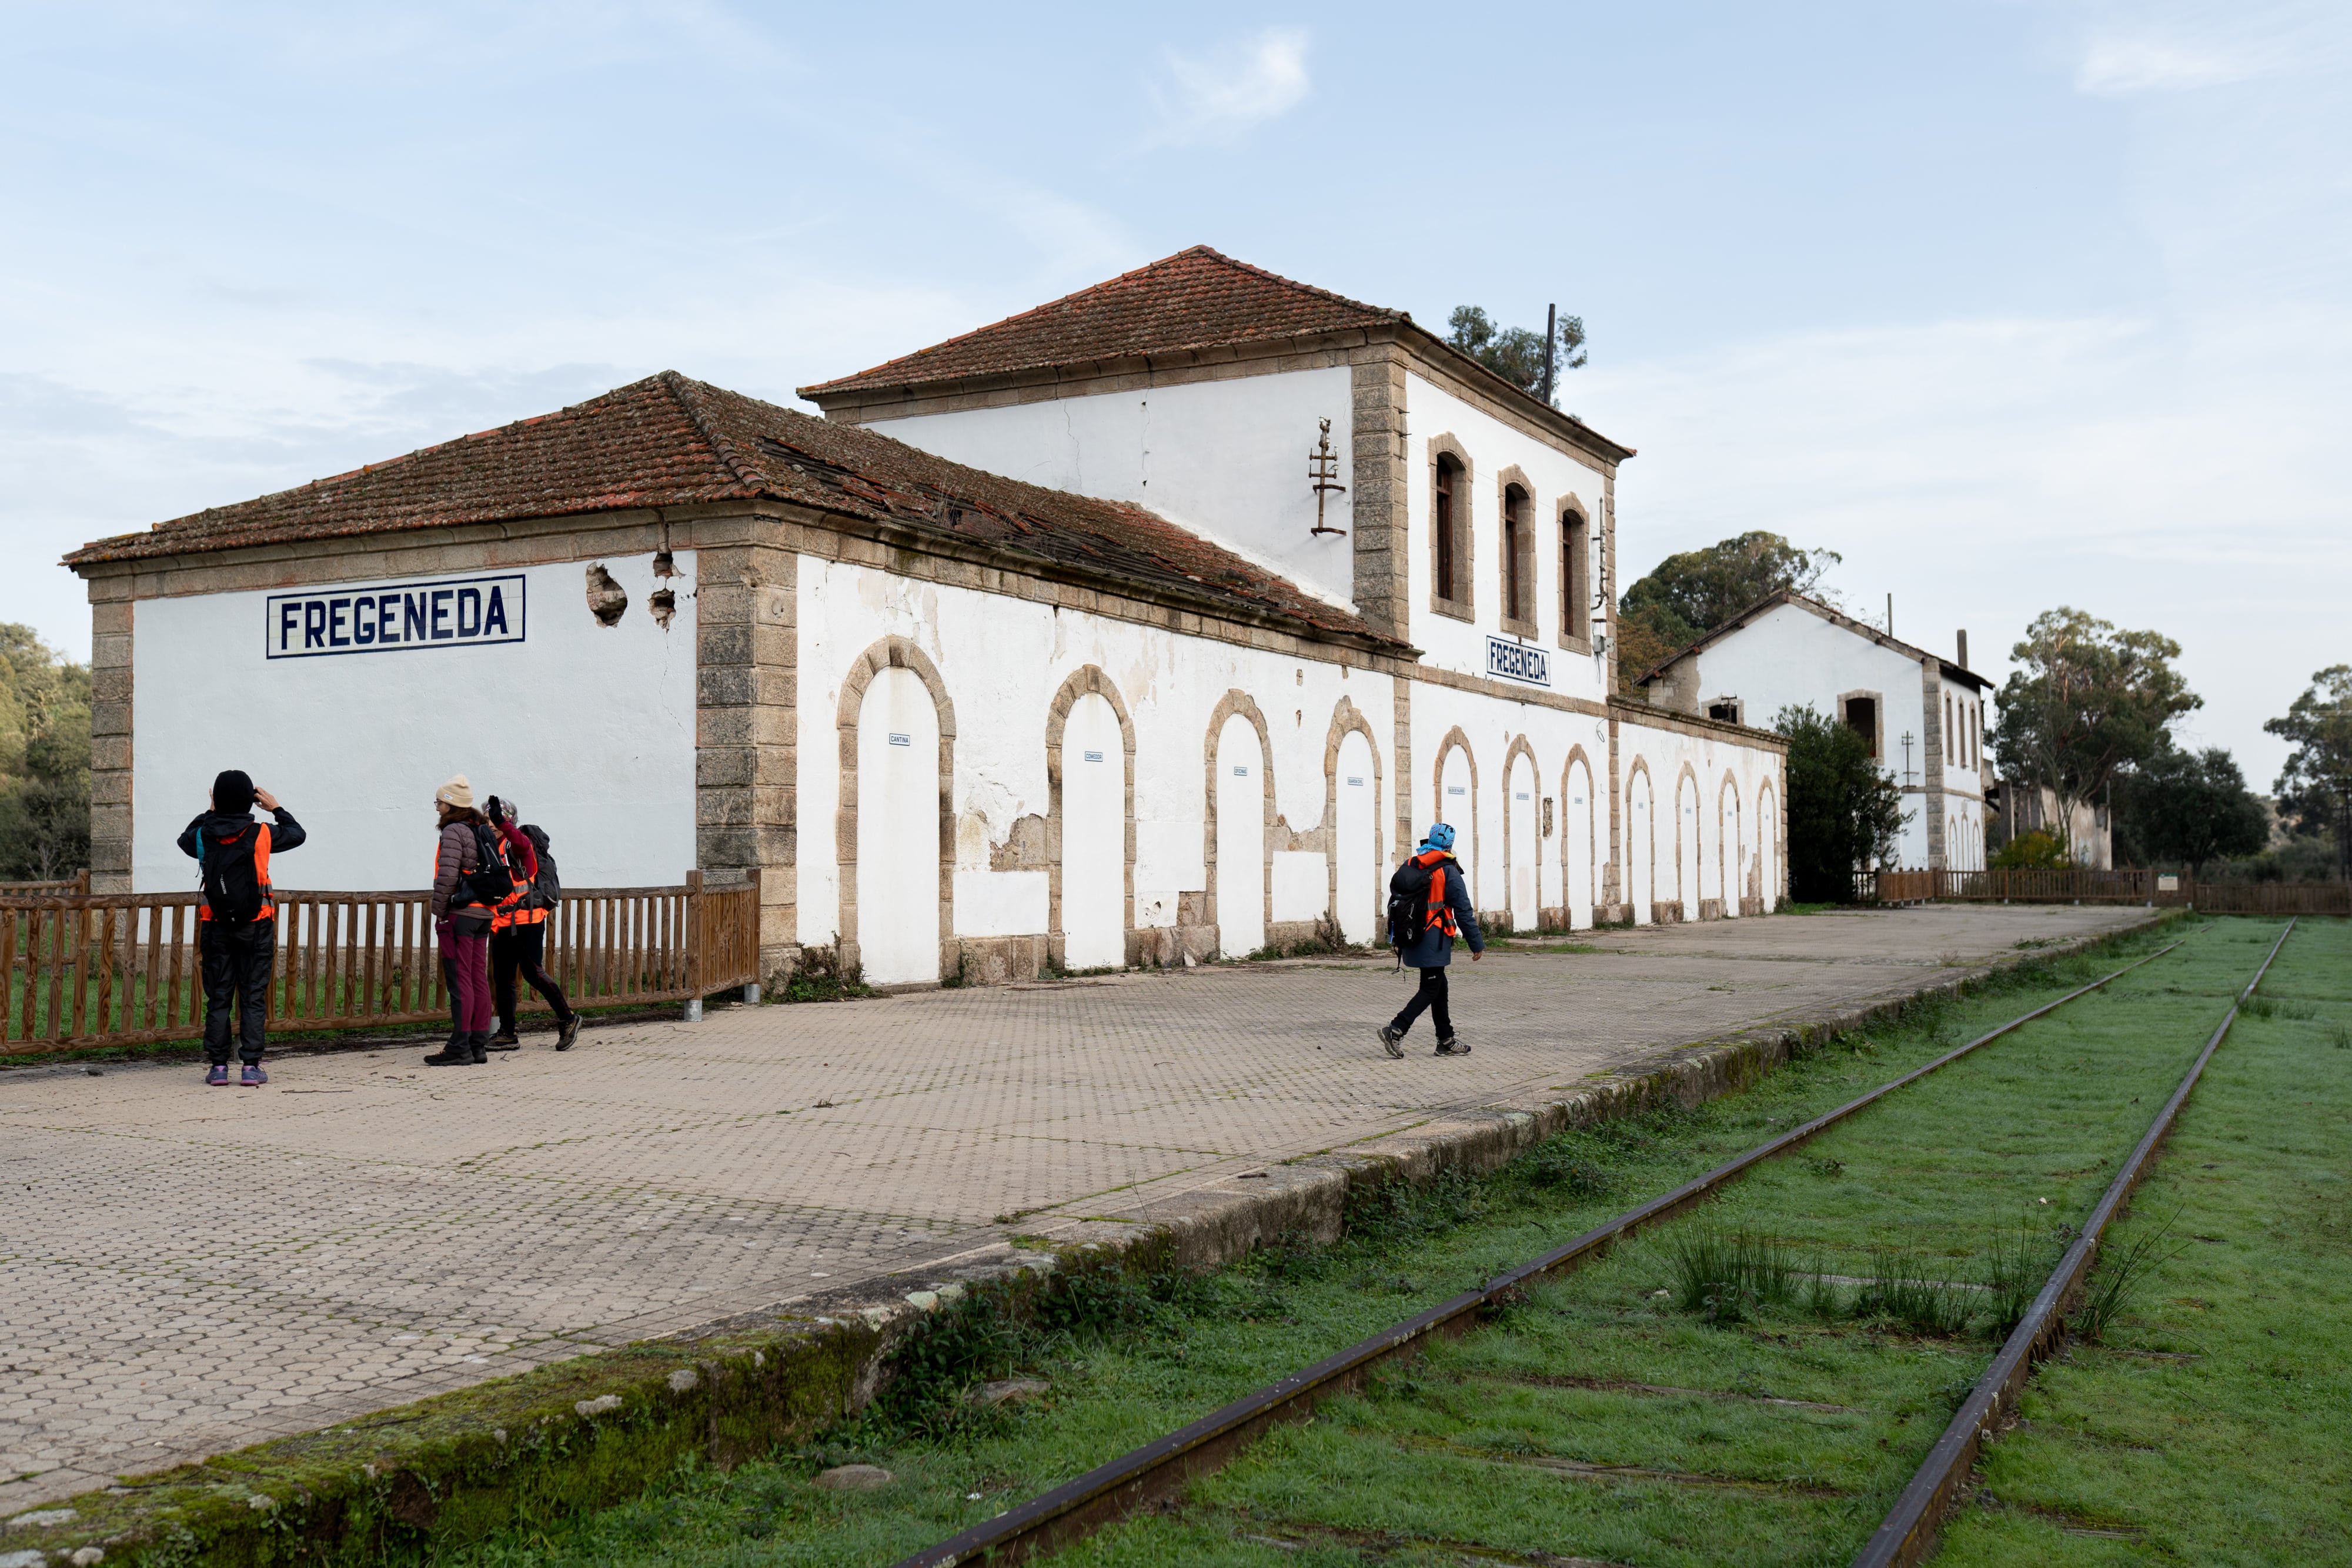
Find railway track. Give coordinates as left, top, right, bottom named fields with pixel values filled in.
left=896, top=920, right=2298, bottom=1568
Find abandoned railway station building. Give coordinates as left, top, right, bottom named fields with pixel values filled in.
left=65, top=247, right=1788, bottom=988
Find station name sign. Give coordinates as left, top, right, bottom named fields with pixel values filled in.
left=1485, top=635, right=1550, bottom=688
left=265, top=574, right=526, bottom=660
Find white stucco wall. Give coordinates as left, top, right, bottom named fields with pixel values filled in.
left=1402, top=372, right=1611, bottom=708
left=1612, top=717, right=1782, bottom=919
left=857, top=367, right=1361, bottom=611
left=793, top=556, right=1396, bottom=956
left=130, top=553, right=697, bottom=892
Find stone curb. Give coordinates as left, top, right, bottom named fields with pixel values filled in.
left=6, top=912, right=2171, bottom=1566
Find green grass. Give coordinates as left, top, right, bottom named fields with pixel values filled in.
left=436, top=918, right=2256, bottom=1568
left=1937, top=917, right=2352, bottom=1565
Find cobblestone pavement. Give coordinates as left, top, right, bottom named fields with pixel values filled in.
left=0, top=903, right=2151, bottom=1508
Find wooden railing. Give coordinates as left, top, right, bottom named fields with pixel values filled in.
left=0, top=870, right=88, bottom=896
left=1854, top=867, right=2347, bottom=914
left=0, top=868, right=762, bottom=1053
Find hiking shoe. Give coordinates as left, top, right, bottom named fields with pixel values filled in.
left=485, top=1029, right=521, bottom=1052
left=205, top=1063, right=230, bottom=1087
left=240, top=1063, right=269, bottom=1086
left=555, top=1015, right=582, bottom=1052
left=1435, top=1037, right=1471, bottom=1057
left=1377, top=1025, right=1405, bottom=1059
left=423, top=1045, right=475, bottom=1066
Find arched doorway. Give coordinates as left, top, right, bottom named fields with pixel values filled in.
left=1214, top=712, right=1267, bottom=957
left=1438, top=743, right=1475, bottom=908
left=1720, top=777, right=1744, bottom=917
left=1060, top=692, right=1125, bottom=969
left=1676, top=771, right=1700, bottom=921
left=856, top=665, right=941, bottom=985
left=1628, top=769, right=1653, bottom=924
left=1507, top=749, right=1539, bottom=932
left=1758, top=784, right=1778, bottom=910
left=1564, top=756, right=1595, bottom=930
left=1335, top=730, right=1378, bottom=944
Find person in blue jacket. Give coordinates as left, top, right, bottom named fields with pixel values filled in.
left=1379, top=823, right=1483, bottom=1058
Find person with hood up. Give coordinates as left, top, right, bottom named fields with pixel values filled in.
left=1377, top=822, right=1482, bottom=1058
left=177, top=769, right=306, bottom=1086
left=482, top=794, right=580, bottom=1052
left=425, top=775, right=502, bottom=1066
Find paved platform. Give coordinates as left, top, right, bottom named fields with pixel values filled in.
left=0, top=903, right=2151, bottom=1510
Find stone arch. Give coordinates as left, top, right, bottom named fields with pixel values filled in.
left=1625, top=755, right=1656, bottom=922
left=1756, top=778, right=1780, bottom=910
left=1672, top=760, right=1703, bottom=922
left=835, top=634, right=957, bottom=981
left=1561, top=743, right=1598, bottom=928
left=1202, top=689, right=1275, bottom=955
left=1717, top=769, right=1744, bottom=917
left=1322, top=698, right=1385, bottom=940
left=1500, top=733, right=1540, bottom=930
left=1430, top=725, right=1481, bottom=909
left=1045, top=665, right=1137, bottom=969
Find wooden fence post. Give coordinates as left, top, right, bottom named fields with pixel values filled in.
left=681, top=869, right=704, bottom=1023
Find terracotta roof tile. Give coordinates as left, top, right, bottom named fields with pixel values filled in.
left=63, top=372, right=1397, bottom=650
left=799, top=246, right=1404, bottom=396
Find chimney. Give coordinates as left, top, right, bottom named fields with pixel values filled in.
left=1956, top=629, right=1969, bottom=670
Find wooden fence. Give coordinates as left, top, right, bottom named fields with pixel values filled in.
left=0, top=869, right=761, bottom=1053
left=0, top=871, right=88, bottom=896
left=1855, top=867, right=2347, bottom=914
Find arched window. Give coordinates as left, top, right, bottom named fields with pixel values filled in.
left=1502, top=484, right=1526, bottom=622
left=1558, top=501, right=1591, bottom=649
left=1435, top=454, right=1461, bottom=604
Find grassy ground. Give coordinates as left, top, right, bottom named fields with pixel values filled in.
left=436, top=917, right=2261, bottom=1568
left=1937, top=917, right=2352, bottom=1566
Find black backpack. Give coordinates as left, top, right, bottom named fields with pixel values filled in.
left=520, top=824, right=561, bottom=910
left=455, top=821, right=516, bottom=907
left=1385, top=855, right=1439, bottom=950
left=199, top=820, right=272, bottom=926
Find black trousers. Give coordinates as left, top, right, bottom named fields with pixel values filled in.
left=201, top=918, right=275, bottom=1065
left=1390, top=966, right=1454, bottom=1041
left=493, top=922, right=573, bottom=1030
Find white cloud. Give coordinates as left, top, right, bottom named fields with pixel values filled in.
left=2075, top=32, right=2266, bottom=95
left=1149, top=27, right=1311, bottom=146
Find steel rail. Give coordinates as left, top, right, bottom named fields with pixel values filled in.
left=897, top=931, right=2196, bottom=1568
left=1852, top=916, right=2297, bottom=1568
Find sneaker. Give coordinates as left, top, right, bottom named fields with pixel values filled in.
left=423, top=1045, right=475, bottom=1066
left=240, top=1063, right=269, bottom=1086
left=1377, top=1025, right=1405, bottom=1059
left=485, top=1029, right=521, bottom=1052
left=555, top=1015, right=582, bottom=1052
left=1435, top=1037, right=1471, bottom=1057
left=206, top=1063, right=230, bottom=1087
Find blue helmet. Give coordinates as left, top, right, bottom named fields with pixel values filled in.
left=1423, top=823, right=1456, bottom=852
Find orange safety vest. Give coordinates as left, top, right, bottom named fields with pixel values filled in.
left=199, top=822, right=272, bottom=922
left=1415, top=849, right=1459, bottom=937
left=490, top=837, right=541, bottom=930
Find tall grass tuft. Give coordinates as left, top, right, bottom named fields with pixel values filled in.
left=1979, top=1221, right=2063, bottom=1340
left=1669, top=1231, right=1801, bottom=1324
left=2071, top=1213, right=2187, bottom=1343
left=1851, top=1253, right=1975, bottom=1337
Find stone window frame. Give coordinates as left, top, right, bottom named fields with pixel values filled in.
left=1495, top=466, right=1539, bottom=641
left=835, top=634, right=958, bottom=983
left=1838, top=689, right=1885, bottom=761
left=1426, top=434, right=1474, bottom=622
left=1555, top=495, right=1593, bottom=654
left=1705, top=697, right=1745, bottom=726
left=1044, top=664, right=1137, bottom=970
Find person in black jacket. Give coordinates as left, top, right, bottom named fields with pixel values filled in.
left=177, top=769, right=306, bottom=1087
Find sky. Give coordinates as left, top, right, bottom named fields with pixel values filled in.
left=2, top=0, right=2344, bottom=783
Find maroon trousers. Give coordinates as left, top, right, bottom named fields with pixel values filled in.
left=438, top=918, right=493, bottom=1032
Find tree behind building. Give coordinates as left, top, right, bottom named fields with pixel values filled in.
left=0, top=625, right=92, bottom=881
left=1618, top=533, right=1842, bottom=693
left=2114, top=744, right=2269, bottom=880
left=1775, top=704, right=1906, bottom=902
left=2265, top=664, right=2352, bottom=882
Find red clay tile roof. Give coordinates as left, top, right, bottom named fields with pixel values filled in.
left=799, top=246, right=1404, bottom=396
left=62, top=372, right=1398, bottom=648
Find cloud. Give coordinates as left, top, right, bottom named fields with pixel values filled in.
left=2075, top=32, right=2267, bottom=95
left=1149, top=27, right=1311, bottom=146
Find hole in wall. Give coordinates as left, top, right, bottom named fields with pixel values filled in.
left=649, top=588, right=677, bottom=630
left=652, top=549, right=677, bottom=577
left=586, top=564, right=629, bottom=627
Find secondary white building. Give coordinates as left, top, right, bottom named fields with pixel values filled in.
left=1635, top=591, right=1990, bottom=871
left=68, top=248, right=1788, bottom=987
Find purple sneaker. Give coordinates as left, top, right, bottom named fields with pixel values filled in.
left=240, top=1063, right=269, bottom=1088
left=206, top=1064, right=230, bottom=1087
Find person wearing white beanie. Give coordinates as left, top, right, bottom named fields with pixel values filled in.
left=425, top=774, right=499, bottom=1065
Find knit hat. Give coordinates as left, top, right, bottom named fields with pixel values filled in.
left=212, top=769, right=255, bottom=815
left=1423, top=822, right=1456, bottom=852
left=435, top=775, right=474, bottom=810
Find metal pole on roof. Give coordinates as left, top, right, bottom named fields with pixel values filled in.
left=1540, top=304, right=1557, bottom=406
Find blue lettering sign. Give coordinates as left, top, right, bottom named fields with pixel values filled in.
left=1485, top=636, right=1551, bottom=688
left=265, top=574, right=528, bottom=660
